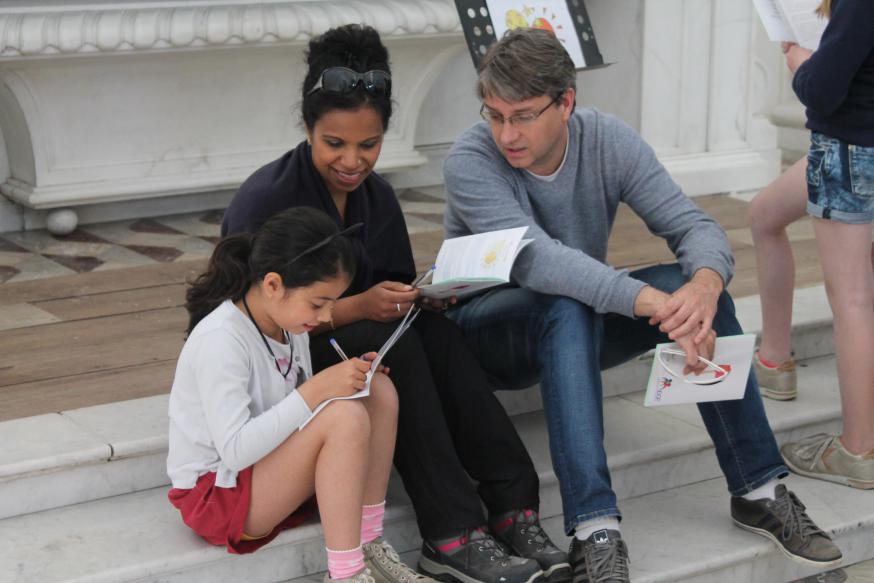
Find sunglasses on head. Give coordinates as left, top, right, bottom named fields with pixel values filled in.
left=307, top=67, right=392, bottom=96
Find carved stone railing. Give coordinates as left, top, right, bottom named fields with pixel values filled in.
left=0, top=1, right=466, bottom=232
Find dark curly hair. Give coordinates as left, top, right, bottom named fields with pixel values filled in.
left=301, top=24, right=393, bottom=130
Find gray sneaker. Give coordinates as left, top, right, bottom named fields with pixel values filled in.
left=364, top=537, right=436, bottom=583
left=568, top=530, right=629, bottom=583
left=755, top=354, right=797, bottom=400
left=324, top=568, right=377, bottom=583
left=419, top=528, right=543, bottom=583
left=731, top=484, right=842, bottom=567
left=490, top=510, right=571, bottom=583
left=782, top=433, right=874, bottom=489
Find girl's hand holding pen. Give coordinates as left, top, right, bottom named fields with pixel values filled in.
left=298, top=357, right=374, bottom=408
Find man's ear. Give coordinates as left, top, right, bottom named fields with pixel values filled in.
left=560, top=88, right=576, bottom=122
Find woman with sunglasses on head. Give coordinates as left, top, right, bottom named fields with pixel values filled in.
left=167, top=207, right=398, bottom=583
left=223, top=24, right=568, bottom=583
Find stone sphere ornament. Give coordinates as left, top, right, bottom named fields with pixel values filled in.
left=46, top=208, right=78, bottom=235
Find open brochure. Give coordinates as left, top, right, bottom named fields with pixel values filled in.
left=299, top=306, right=421, bottom=429
left=418, top=227, right=532, bottom=300
left=644, top=334, right=756, bottom=407
left=752, top=0, right=827, bottom=50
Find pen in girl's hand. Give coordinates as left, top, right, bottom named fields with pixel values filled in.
left=329, top=338, right=349, bottom=361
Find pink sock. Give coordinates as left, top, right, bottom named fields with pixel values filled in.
left=757, top=351, right=779, bottom=369
left=361, top=501, right=386, bottom=544
left=326, top=545, right=364, bottom=580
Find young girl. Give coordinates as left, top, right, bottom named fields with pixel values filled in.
left=222, top=24, right=563, bottom=583
left=780, top=0, right=874, bottom=488
left=167, top=207, right=403, bottom=583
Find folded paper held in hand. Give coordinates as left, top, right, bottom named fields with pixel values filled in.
left=299, top=306, right=421, bottom=428
left=418, top=227, right=532, bottom=300
left=644, top=333, right=756, bottom=407
left=752, top=0, right=827, bottom=50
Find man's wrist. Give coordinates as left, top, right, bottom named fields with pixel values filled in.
left=692, top=267, right=724, bottom=293
left=633, top=285, right=669, bottom=318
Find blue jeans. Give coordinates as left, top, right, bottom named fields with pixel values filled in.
left=447, top=264, right=788, bottom=534
left=807, top=131, right=874, bottom=224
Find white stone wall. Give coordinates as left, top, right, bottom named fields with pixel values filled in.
left=0, top=0, right=784, bottom=232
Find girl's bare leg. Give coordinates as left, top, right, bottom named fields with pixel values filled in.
left=359, top=372, right=399, bottom=505
left=246, top=399, right=371, bottom=550
left=814, top=218, right=874, bottom=454
left=749, top=157, right=808, bottom=364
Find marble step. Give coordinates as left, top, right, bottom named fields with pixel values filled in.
left=5, top=471, right=870, bottom=583
left=1, top=348, right=843, bottom=528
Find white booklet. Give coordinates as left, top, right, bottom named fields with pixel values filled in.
left=752, top=0, right=827, bottom=50
left=299, top=306, right=421, bottom=429
left=643, top=334, right=756, bottom=407
left=418, top=227, right=532, bottom=300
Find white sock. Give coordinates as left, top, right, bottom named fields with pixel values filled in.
left=574, top=517, right=621, bottom=541
left=742, top=479, right=779, bottom=501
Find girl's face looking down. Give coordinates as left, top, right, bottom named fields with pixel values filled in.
left=262, top=272, right=351, bottom=336
left=307, top=106, right=384, bottom=198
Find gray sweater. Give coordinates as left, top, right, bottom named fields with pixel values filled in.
left=443, top=108, right=734, bottom=318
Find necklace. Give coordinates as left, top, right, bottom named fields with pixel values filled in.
left=241, top=295, right=293, bottom=379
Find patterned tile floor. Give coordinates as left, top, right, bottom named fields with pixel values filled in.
left=0, top=187, right=446, bottom=284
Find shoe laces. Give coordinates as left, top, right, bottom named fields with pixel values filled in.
left=372, top=539, right=430, bottom=582
left=792, top=433, right=836, bottom=466
left=772, top=489, right=825, bottom=542
left=516, top=513, right=551, bottom=552
left=585, top=538, right=629, bottom=583
left=468, top=528, right=511, bottom=567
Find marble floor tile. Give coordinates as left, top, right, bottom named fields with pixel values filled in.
left=5, top=253, right=76, bottom=282
left=0, top=302, right=61, bottom=331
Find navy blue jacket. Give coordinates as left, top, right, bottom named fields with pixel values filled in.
left=792, top=0, right=874, bottom=146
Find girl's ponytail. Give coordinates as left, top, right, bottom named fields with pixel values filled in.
left=815, top=0, right=831, bottom=19
left=185, top=234, right=254, bottom=334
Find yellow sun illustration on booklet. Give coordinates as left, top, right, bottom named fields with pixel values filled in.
left=482, top=241, right=507, bottom=268
left=504, top=5, right=564, bottom=40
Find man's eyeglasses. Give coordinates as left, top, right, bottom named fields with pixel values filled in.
left=307, top=67, right=392, bottom=96
left=480, top=92, right=564, bottom=127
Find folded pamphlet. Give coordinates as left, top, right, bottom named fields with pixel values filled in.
left=644, top=334, right=756, bottom=407
left=752, top=0, right=827, bottom=50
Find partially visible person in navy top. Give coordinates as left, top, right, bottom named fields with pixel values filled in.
left=780, top=0, right=874, bottom=490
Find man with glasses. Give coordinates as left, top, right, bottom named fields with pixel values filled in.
left=442, top=27, right=841, bottom=582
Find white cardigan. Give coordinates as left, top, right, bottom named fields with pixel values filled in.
left=167, top=299, right=313, bottom=489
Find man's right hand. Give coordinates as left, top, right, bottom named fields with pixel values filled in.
left=673, top=327, right=717, bottom=376
left=358, top=281, right=419, bottom=322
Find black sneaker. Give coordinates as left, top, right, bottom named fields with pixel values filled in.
left=490, top=510, right=571, bottom=583
left=419, top=528, right=544, bottom=583
left=731, top=484, right=843, bottom=567
left=567, top=530, right=629, bottom=583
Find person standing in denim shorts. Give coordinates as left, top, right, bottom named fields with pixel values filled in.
left=780, top=0, right=874, bottom=489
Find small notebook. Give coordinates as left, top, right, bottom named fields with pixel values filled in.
left=299, top=306, right=421, bottom=428
left=418, top=227, right=532, bottom=300
left=644, top=334, right=756, bottom=407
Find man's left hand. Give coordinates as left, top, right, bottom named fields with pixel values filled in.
left=649, top=268, right=723, bottom=344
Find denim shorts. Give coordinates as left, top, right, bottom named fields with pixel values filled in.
left=807, top=131, right=874, bottom=224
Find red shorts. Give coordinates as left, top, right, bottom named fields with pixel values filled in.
left=168, top=466, right=317, bottom=554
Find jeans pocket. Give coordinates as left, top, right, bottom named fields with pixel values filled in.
left=807, top=146, right=827, bottom=188
left=850, top=145, right=874, bottom=198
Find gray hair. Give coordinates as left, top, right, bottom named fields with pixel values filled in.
left=477, top=28, right=576, bottom=103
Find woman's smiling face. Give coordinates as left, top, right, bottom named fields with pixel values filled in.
left=307, top=105, right=385, bottom=197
